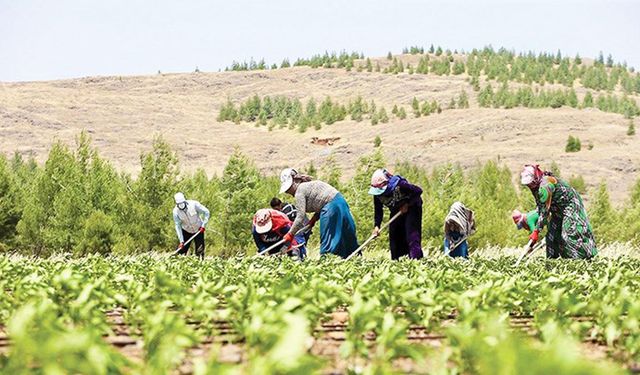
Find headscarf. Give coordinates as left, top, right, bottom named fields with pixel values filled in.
left=444, top=202, right=476, bottom=236
left=520, top=164, right=544, bottom=188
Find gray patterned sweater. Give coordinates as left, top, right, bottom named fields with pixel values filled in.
left=289, top=180, right=338, bottom=234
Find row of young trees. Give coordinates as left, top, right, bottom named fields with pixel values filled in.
left=225, top=51, right=365, bottom=72
left=217, top=95, right=410, bottom=131
left=1, top=134, right=639, bottom=256
left=477, top=83, right=640, bottom=118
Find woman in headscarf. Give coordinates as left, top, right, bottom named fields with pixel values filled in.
left=520, top=164, right=597, bottom=259
left=279, top=168, right=358, bottom=259
left=444, top=202, right=475, bottom=258
left=368, top=169, right=424, bottom=260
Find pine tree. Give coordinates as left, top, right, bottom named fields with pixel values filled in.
left=379, top=107, right=389, bottom=123
left=397, top=107, right=407, bottom=120
left=478, top=84, right=494, bottom=107
left=583, top=91, right=594, bottom=108
left=606, top=54, right=614, bottom=68
left=435, top=46, right=443, bottom=56
left=458, top=90, right=470, bottom=109
left=429, top=44, right=435, bottom=53
left=387, top=51, right=393, bottom=60
left=574, top=53, right=582, bottom=65
left=391, top=104, right=399, bottom=115
left=412, top=97, right=421, bottom=117
left=365, top=58, right=373, bottom=72
left=373, top=136, right=382, bottom=148
left=628, top=119, right=636, bottom=136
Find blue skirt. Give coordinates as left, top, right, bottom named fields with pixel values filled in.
left=319, top=193, right=359, bottom=258
left=444, top=231, right=468, bottom=258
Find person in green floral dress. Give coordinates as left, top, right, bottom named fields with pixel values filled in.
left=520, top=165, right=597, bottom=259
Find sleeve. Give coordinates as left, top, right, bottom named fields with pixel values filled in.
left=195, top=201, right=210, bottom=227
left=535, top=179, right=555, bottom=231
left=374, top=196, right=384, bottom=228
left=252, top=228, right=267, bottom=252
left=289, top=189, right=308, bottom=236
left=173, top=210, right=184, bottom=242
left=399, top=180, right=423, bottom=205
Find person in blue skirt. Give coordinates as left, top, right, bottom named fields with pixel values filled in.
left=443, top=202, right=475, bottom=258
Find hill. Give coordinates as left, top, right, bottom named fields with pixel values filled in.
left=1, top=49, right=638, bottom=203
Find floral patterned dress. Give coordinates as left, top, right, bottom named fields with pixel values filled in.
left=531, top=175, right=597, bottom=259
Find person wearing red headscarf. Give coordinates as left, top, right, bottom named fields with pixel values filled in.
left=520, top=164, right=597, bottom=259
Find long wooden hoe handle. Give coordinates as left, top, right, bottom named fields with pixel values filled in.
left=257, top=224, right=311, bottom=256
left=172, top=231, right=201, bottom=256
left=346, top=210, right=403, bottom=261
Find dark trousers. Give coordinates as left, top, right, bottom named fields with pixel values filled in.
left=388, top=204, right=423, bottom=260
left=176, top=229, right=205, bottom=259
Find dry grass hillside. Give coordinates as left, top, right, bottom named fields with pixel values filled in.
left=0, top=54, right=638, bottom=203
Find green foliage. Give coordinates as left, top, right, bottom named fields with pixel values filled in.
left=628, top=120, right=636, bottom=136
left=568, top=175, right=587, bottom=194
left=74, top=211, right=115, bottom=256
left=0, top=155, right=22, bottom=247
left=458, top=89, right=470, bottom=108
left=565, top=135, right=582, bottom=153
left=219, top=148, right=264, bottom=256
left=373, top=135, right=382, bottom=148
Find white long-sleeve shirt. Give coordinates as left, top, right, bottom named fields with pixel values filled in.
left=173, top=200, right=210, bottom=242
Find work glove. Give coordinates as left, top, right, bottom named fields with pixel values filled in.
left=529, top=229, right=539, bottom=244
left=198, top=226, right=205, bottom=233
left=283, top=232, right=294, bottom=244
left=178, top=242, right=184, bottom=250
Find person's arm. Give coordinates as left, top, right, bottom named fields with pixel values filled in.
left=535, top=181, right=555, bottom=232
left=399, top=180, right=423, bottom=206
left=288, top=190, right=308, bottom=236
left=195, top=201, right=210, bottom=227
left=173, top=210, right=184, bottom=242
left=374, top=197, right=384, bottom=228
left=252, top=228, right=267, bottom=252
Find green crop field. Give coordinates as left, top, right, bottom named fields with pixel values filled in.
left=1, top=251, right=639, bottom=374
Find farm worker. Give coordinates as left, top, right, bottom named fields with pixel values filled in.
left=511, top=209, right=542, bottom=233
left=252, top=208, right=306, bottom=260
left=443, top=202, right=476, bottom=258
left=520, top=164, right=597, bottom=259
left=271, top=197, right=312, bottom=243
left=173, top=192, right=210, bottom=259
left=369, top=169, right=424, bottom=260
left=279, top=168, right=359, bottom=259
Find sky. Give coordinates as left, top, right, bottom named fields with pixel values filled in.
left=1, top=0, right=639, bottom=82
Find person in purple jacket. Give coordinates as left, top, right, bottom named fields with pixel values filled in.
left=368, top=169, right=424, bottom=260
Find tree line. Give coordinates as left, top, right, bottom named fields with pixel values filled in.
left=0, top=133, right=638, bottom=257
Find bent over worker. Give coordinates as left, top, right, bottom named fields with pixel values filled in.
left=444, top=202, right=476, bottom=258
left=173, top=192, right=210, bottom=259
left=368, top=169, right=424, bottom=260
left=253, top=208, right=306, bottom=260
left=520, top=164, right=597, bottom=259
left=280, top=168, right=359, bottom=259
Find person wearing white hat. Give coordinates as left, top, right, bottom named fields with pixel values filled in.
left=252, top=208, right=306, bottom=260
left=172, top=192, right=210, bottom=259
left=279, top=168, right=358, bottom=259
left=368, top=168, right=424, bottom=260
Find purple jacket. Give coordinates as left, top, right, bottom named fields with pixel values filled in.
left=374, top=178, right=423, bottom=227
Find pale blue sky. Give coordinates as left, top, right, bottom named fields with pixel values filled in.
left=1, top=0, right=638, bottom=82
